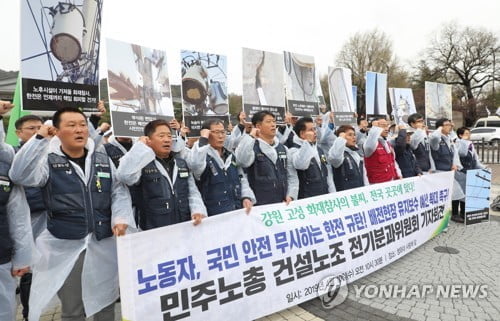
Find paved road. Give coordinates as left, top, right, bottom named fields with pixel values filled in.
left=298, top=217, right=500, bottom=321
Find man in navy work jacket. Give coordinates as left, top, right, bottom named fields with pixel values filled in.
left=0, top=100, right=32, bottom=321
left=407, top=113, right=434, bottom=174
left=289, top=116, right=335, bottom=199
left=190, top=118, right=255, bottom=215
left=328, top=125, right=369, bottom=191
left=116, top=119, right=207, bottom=228
left=394, top=126, right=423, bottom=178
left=235, top=111, right=298, bottom=205
left=10, top=107, right=134, bottom=321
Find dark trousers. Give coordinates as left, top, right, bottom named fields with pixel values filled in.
left=452, top=200, right=465, bottom=218
left=20, top=272, right=32, bottom=319
left=57, top=251, right=115, bottom=321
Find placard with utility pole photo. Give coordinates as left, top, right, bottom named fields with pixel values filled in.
left=284, top=51, right=320, bottom=117
left=365, top=71, right=387, bottom=121
left=242, top=48, right=285, bottom=123
left=106, top=38, right=174, bottom=137
left=425, top=81, right=452, bottom=129
left=465, top=168, right=491, bottom=225
left=20, top=0, right=102, bottom=112
left=328, top=67, right=356, bottom=126
left=388, top=88, right=417, bottom=125
left=181, top=50, right=229, bottom=137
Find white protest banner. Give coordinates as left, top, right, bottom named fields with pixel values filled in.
left=118, top=172, right=454, bottom=321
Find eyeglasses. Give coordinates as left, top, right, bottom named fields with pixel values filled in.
left=21, top=126, right=42, bottom=131
left=210, top=130, right=226, bottom=136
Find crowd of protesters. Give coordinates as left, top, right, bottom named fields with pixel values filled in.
left=0, top=99, right=482, bottom=321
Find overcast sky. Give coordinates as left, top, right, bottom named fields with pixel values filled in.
left=2, top=0, right=499, bottom=94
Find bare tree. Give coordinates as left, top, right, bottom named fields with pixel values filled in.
left=335, top=29, right=409, bottom=117
left=425, top=22, right=499, bottom=125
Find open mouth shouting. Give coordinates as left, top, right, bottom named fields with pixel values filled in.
left=75, top=135, right=86, bottom=142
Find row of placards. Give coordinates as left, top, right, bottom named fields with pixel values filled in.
left=19, top=0, right=452, bottom=137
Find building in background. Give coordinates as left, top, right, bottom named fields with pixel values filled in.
left=0, top=70, right=17, bottom=101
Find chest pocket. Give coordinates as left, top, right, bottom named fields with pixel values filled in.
left=177, top=166, right=190, bottom=180
left=0, top=175, right=12, bottom=197
left=277, top=150, right=287, bottom=168
left=207, top=160, right=225, bottom=183
left=176, top=166, right=190, bottom=193
left=305, top=158, right=323, bottom=182
left=143, top=167, right=171, bottom=199
left=49, top=163, right=78, bottom=194
left=277, top=150, right=287, bottom=160
left=255, top=153, right=277, bottom=180
left=374, top=145, right=391, bottom=162
left=111, top=154, right=121, bottom=167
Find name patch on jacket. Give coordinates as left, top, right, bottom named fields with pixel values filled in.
left=51, top=163, right=71, bottom=170
left=178, top=167, right=189, bottom=178
left=95, top=163, right=110, bottom=168
left=0, top=175, right=10, bottom=192
left=144, top=168, right=159, bottom=174
left=97, top=172, right=110, bottom=179
left=208, top=161, right=218, bottom=176
left=0, top=175, right=10, bottom=186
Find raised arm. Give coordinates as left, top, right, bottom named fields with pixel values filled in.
left=328, top=135, right=347, bottom=168
left=394, top=129, right=407, bottom=156
left=9, top=134, right=50, bottom=187
left=410, top=128, right=426, bottom=150
left=289, top=139, right=315, bottom=170
left=363, top=126, right=383, bottom=157
left=115, top=139, right=155, bottom=186
left=429, top=127, right=443, bottom=151
left=234, top=134, right=256, bottom=168
left=189, top=131, right=211, bottom=180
